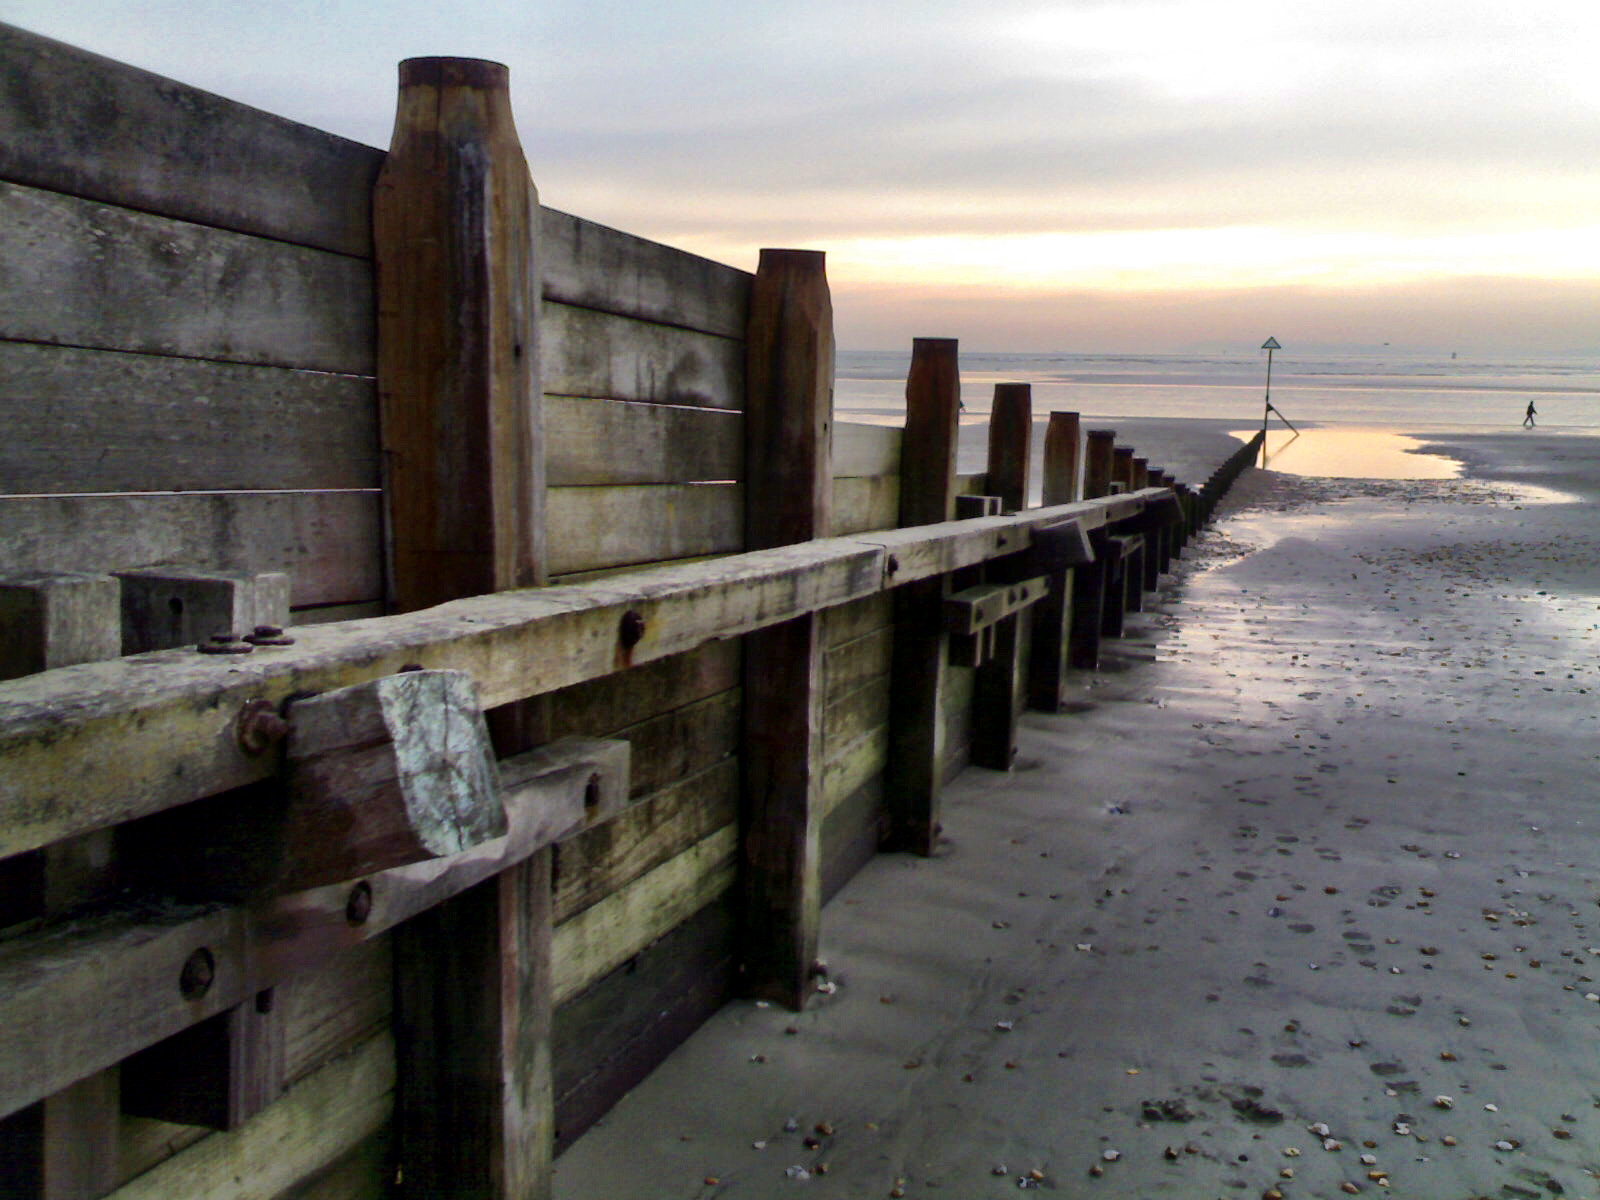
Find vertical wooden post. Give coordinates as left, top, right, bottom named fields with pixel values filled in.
left=376, top=56, right=553, bottom=1200
left=985, top=383, right=1032, bottom=514
left=0, top=573, right=123, bottom=1198
left=1131, top=457, right=1149, bottom=491
left=971, top=385, right=1032, bottom=767
left=1084, top=430, right=1116, bottom=498
left=740, top=249, right=833, bottom=1009
left=1041, top=411, right=1080, bottom=505
left=376, top=56, right=545, bottom=610
left=1028, top=419, right=1081, bottom=710
left=885, top=338, right=961, bottom=855
left=1112, top=446, right=1136, bottom=492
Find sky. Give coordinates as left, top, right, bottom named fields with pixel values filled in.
left=8, top=0, right=1600, bottom=355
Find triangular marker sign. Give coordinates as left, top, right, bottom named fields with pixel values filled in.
left=1261, top=336, right=1281, bottom=350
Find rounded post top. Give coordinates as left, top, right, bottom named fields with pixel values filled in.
left=399, top=57, right=510, bottom=90
left=1086, top=428, right=1117, bottom=441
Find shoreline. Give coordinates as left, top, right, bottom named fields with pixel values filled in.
left=556, top=428, right=1600, bottom=1199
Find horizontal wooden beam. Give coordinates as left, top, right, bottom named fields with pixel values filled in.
left=943, top=576, right=1050, bottom=637
left=0, top=489, right=1171, bottom=858
left=0, top=735, right=627, bottom=1122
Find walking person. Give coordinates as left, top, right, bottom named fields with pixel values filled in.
left=1524, top=400, right=1537, bottom=428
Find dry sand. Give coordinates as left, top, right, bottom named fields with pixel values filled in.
left=555, top=427, right=1600, bottom=1200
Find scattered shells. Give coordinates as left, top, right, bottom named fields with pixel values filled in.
left=1494, top=1139, right=1517, bottom=1152
left=1483, top=1103, right=1499, bottom=1112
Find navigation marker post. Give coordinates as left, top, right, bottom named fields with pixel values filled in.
left=1259, top=336, right=1297, bottom=464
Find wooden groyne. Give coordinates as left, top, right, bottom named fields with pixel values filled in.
left=0, top=26, right=1259, bottom=1199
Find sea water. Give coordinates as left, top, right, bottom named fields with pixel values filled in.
left=834, top=349, right=1600, bottom=430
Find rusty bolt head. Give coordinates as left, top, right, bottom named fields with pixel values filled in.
left=179, top=947, right=215, bottom=999
left=345, top=881, right=373, bottom=926
left=619, top=610, right=646, bottom=649
left=243, top=624, right=295, bottom=647
left=886, top=554, right=900, bottom=576
left=199, top=632, right=253, bottom=655
left=583, top=773, right=603, bottom=813
left=236, top=699, right=290, bottom=755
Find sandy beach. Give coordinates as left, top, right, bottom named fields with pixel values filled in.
left=555, top=426, right=1600, bottom=1200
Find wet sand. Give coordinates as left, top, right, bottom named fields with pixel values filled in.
left=555, top=427, right=1600, bottom=1200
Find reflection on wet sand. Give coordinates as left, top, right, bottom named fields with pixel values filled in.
left=1232, top=427, right=1461, bottom=479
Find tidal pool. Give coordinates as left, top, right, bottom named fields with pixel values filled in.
left=1233, top=427, right=1462, bottom=479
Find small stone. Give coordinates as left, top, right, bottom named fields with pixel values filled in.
left=1102, top=1149, right=1121, bottom=1162
left=814, top=1121, right=834, bottom=1136
left=1087, top=1163, right=1104, bottom=1177
left=1433, top=1096, right=1454, bottom=1109
left=786, top=1164, right=810, bottom=1180
left=1164, top=1146, right=1179, bottom=1161
left=1308, top=1122, right=1331, bottom=1136
left=1484, top=1103, right=1499, bottom=1112
left=705, top=1177, right=720, bottom=1186
left=1439, top=1050, right=1457, bottom=1061
left=992, top=1164, right=1008, bottom=1176
left=1283, top=1147, right=1302, bottom=1157
left=1324, top=1138, right=1342, bottom=1152
left=996, top=1019, right=1015, bottom=1032
left=1441, top=1135, right=1458, bottom=1147
left=1340, top=1183, right=1360, bottom=1195
left=1554, top=1128, right=1574, bottom=1139
left=1359, top=1153, right=1377, bottom=1165
left=1494, top=1139, right=1517, bottom=1152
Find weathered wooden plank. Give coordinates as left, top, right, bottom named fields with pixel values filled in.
left=545, top=641, right=741, bottom=742
left=0, top=342, right=378, bottom=495
left=832, top=422, right=902, bottom=478
left=822, top=722, right=889, bottom=817
left=0, top=497, right=1169, bottom=858
left=820, top=775, right=883, bottom=903
left=820, top=593, right=893, bottom=649
left=823, top=625, right=894, bottom=701
left=545, top=395, right=740, bottom=486
left=540, top=208, right=749, bottom=339
left=0, top=23, right=382, bottom=257
left=553, top=757, right=738, bottom=923
left=824, top=676, right=891, bottom=757
left=278, top=937, right=391, bottom=1085
left=831, top=474, right=900, bottom=537
left=0, top=738, right=626, bottom=1122
left=551, top=824, right=737, bottom=1006
left=104, top=1032, right=394, bottom=1200
left=551, top=897, right=734, bottom=1152
left=0, top=490, right=382, bottom=612
left=542, top=301, right=743, bottom=410
left=546, top=483, right=741, bottom=575
left=0, top=182, right=374, bottom=374
left=609, top=688, right=740, bottom=799
left=275, top=1128, right=390, bottom=1200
